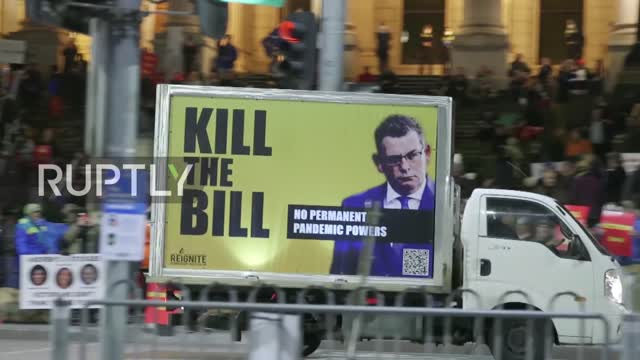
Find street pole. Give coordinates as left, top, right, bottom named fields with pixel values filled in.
left=85, top=18, right=109, bottom=218
left=100, top=0, right=141, bottom=359
left=318, top=0, right=345, bottom=91
left=51, top=299, right=71, bottom=360
left=105, top=0, right=140, bottom=159
left=85, top=18, right=109, bottom=158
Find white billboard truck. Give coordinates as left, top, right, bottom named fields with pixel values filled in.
left=146, top=85, right=625, bottom=359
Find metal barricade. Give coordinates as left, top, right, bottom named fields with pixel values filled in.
left=42, top=284, right=623, bottom=360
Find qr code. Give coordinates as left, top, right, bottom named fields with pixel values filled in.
left=402, top=249, right=430, bottom=276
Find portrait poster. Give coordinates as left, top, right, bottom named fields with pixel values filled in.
left=20, top=254, right=104, bottom=309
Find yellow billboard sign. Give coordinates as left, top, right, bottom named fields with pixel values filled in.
left=162, top=94, right=440, bottom=279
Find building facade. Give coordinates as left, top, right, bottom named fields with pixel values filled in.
left=0, top=0, right=637, bottom=87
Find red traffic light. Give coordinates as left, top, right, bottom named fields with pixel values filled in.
left=278, top=20, right=300, bottom=43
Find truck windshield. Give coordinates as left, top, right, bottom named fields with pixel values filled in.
left=558, top=202, right=611, bottom=256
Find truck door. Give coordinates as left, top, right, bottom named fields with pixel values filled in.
left=471, top=196, right=595, bottom=344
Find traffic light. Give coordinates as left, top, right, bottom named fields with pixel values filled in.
left=195, top=0, right=229, bottom=39
left=26, top=0, right=108, bottom=34
left=277, top=11, right=317, bottom=90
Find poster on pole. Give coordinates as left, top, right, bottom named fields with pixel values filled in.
left=99, top=169, right=149, bottom=261
left=20, top=254, right=105, bottom=309
left=99, top=204, right=148, bottom=261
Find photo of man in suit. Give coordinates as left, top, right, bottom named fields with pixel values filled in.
left=330, top=114, right=435, bottom=277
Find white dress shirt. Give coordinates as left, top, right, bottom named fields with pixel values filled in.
left=383, top=180, right=427, bottom=210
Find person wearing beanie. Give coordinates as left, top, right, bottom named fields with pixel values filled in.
left=14, top=204, right=70, bottom=289
left=15, top=203, right=51, bottom=255
left=59, top=204, right=95, bottom=255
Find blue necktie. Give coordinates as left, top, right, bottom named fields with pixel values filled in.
left=398, top=196, right=410, bottom=210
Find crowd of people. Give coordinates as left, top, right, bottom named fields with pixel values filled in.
left=2, top=30, right=640, bottom=288
left=0, top=34, right=244, bottom=291
left=443, top=55, right=640, bottom=237
left=0, top=43, right=95, bottom=289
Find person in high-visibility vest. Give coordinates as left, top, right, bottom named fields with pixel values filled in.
left=15, top=204, right=51, bottom=255
left=15, top=204, right=65, bottom=290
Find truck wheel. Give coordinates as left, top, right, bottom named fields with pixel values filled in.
left=302, top=314, right=323, bottom=357
left=488, top=318, right=548, bottom=360
left=232, top=312, right=243, bottom=342
left=303, top=332, right=322, bottom=357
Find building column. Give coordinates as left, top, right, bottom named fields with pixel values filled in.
left=153, top=0, right=203, bottom=78
left=227, top=3, right=253, bottom=73
left=450, top=0, right=509, bottom=86
left=140, top=2, right=157, bottom=51
left=446, top=0, right=465, bottom=34
left=346, top=0, right=376, bottom=79
left=311, top=0, right=323, bottom=17
left=1, top=0, right=26, bottom=35
left=165, top=0, right=200, bottom=32
left=606, top=0, right=640, bottom=92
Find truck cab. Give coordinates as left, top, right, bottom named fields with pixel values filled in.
left=460, top=189, right=625, bottom=348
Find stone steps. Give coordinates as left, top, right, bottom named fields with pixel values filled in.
left=392, top=75, right=445, bottom=95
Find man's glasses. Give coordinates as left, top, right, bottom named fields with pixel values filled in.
left=379, top=147, right=424, bottom=166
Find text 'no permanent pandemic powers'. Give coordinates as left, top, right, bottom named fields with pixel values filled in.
left=287, top=205, right=388, bottom=239
left=292, top=208, right=387, bottom=236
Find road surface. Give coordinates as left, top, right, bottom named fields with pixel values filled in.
left=0, top=324, right=622, bottom=360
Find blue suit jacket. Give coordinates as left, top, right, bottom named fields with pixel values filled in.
left=330, top=181, right=435, bottom=277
